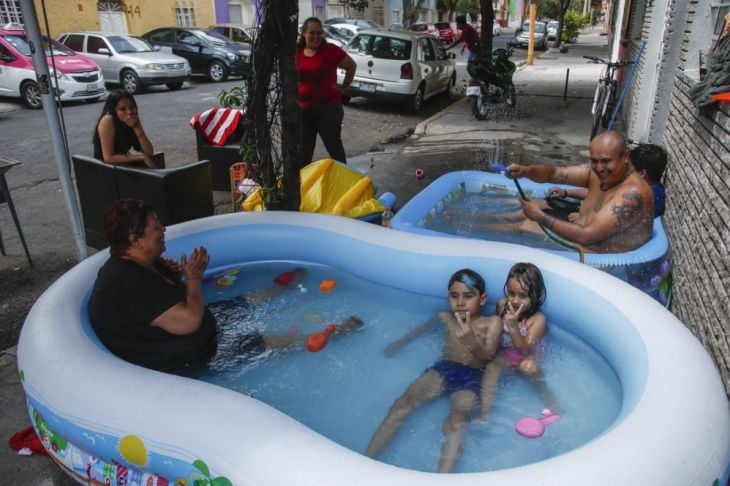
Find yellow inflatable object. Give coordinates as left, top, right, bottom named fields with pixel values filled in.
left=242, top=158, right=385, bottom=219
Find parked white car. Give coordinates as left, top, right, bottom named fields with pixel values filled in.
left=339, top=29, right=455, bottom=112
left=57, top=32, right=191, bottom=94
left=329, top=23, right=361, bottom=39
left=547, top=20, right=559, bottom=40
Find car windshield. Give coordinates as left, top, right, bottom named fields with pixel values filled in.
left=108, top=35, right=154, bottom=53
left=2, top=34, right=74, bottom=56
left=326, top=26, right=353, bottom=39
left=521, top=22, right=546, bottom=33
left=435, top=22, right=450, bottom=29
left=192, top=29, right=233, bottom=46
left=348, top=34, right=411, bottom=60
left=409, top=24, right=428, bottom=32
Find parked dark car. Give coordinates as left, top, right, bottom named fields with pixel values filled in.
left=141, top=27, right=250, bottom=82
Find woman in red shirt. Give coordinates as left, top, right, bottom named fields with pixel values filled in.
left=296, top=17, right=357, bottom=166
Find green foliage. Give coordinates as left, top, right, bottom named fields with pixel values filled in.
left=456, top=0, right=480, bottom=17
left=561, top=11, right=585, bottom=42
left=218, top=85, right=248, bottom=109
left=341, top=0, right=369, bottom=12
left=537, top=0, right=561, bottom=20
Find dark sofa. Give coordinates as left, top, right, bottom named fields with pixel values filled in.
left=194, top=124, right=243, bottom=191
left=72, top=154, right=214, bottom=249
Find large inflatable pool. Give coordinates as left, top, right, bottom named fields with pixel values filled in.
left=390, top=171, right=672, bottom=305
left=18, top=212, right=729, bottom=485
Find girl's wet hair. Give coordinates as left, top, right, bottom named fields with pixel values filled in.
left=448, top=268, right=486, bottom=294
left=504, top=262, right=546, bottom=317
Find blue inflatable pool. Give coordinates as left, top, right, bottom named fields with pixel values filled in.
left=390, top=171, right=672, bottom=306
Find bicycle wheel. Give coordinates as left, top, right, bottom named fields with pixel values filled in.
left=602, top=80, right=617, bottom=129
left=591, top=85, right=607, bottom=139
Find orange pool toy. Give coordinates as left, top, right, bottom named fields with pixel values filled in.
left=307, top=324, right=336, bottom=352
left=319, top=279, right=337, bottom=293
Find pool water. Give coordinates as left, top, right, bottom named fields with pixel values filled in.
left=423, top=186, right=567, bottom=251
left=200, top=262, right=622, bottom=474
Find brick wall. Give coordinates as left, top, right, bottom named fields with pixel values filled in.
left=620, top=0, right=730, bottom=395
left=662, top=76, right=730, bottom=396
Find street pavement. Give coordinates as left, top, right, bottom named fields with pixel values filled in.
left=0, top=27, right=609, bottom=484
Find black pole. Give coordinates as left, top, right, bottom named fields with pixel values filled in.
left=563, top=68, right=570, bottom=100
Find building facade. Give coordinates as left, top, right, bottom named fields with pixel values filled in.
left=1, top=0, right=216, bottom=36
left=613, top=0, right=729, bottom=394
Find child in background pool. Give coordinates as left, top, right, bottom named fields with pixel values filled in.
left=478, top=262, right=559, bottom=421
left=365, top=268, right=502, bottom=473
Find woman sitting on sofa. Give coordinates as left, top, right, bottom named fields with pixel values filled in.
left=93, top=89, right=156, bottom=168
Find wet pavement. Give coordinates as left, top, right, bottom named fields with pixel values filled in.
left=0, top=28, right=610, bottom=484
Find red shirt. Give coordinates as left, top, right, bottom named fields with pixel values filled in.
left=458, top=23, right=480, bottom=53
left=296, top=43, right=346, bottom=109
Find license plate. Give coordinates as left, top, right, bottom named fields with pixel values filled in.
left=359, top=82, right=376, bottom=93
left=466, top=86, right=480, bottom=96
left=87, top=83, right=98, bottom=92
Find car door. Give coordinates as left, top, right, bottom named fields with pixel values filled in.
left=146, top=28, right=176, bottom=55
left=0, top=39, right=17, bottom=95
left=174, top=29, right=208, bottom=74
left=429, top=37, right=451, bottom=91
left=85, top=34, right=115, bottom=82
left=416, top=36, right=438, bottom=97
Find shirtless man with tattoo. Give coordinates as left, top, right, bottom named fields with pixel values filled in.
left=506, top=131, right=654, bottom=253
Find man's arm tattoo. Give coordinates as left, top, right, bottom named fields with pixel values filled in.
left=611, top=191, right=645, bottom=228
left=555, top=167, right=568, bottom=184
left=542, top=214, right=556, bottom=230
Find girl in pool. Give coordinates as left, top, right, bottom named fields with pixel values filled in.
left=478, top=262, right=559, bottom=421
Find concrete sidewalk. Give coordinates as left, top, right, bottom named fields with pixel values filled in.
left=0, top=28, right=610, bottom=485
left=349, top=27, right=610, bottom=203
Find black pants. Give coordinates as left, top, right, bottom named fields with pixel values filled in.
left=301, top=103, right=347, bottom=166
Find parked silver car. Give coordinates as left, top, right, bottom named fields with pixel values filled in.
left=57, top=32, right=191, bottom=94
left=340, top=29, right=456, bottom=112
left=509, top=21, right=548, bottom=50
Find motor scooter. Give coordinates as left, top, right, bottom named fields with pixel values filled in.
left=466, top=47, right=516, bottom=120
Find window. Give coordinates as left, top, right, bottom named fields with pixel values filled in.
left=434, top=39, right=448, bottom=60
left=175, top=0, right=199, bottom=28
left=148, top=29, right=175, bottom=43
left=711, top=2, right=729, bottom=35
left=87, top=36, right=108, bottom=54
left=419, top=37, right=434, bottom=61
left=177, top=30, right=198, bottom=45
left=62, top=34, right=85, bottom=52
left=0, top=0, right=22, bottom=24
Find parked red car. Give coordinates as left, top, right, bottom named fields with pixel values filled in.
left=434, top=21, right=455, bottom=43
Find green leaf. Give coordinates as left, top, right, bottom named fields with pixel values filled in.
left=211, top=477, right=233, bottom=486
left=193, top=459, right=211, bottom=476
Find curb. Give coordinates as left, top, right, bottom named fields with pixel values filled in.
left=413, top=97, right=464, bottom=136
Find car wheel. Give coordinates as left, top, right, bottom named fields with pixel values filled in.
left=121, top=70, right=141, bottom=94
left=208, top=61, right=228, bottom=82
left=20, top=81, right=42, bottom=109
left=166, top=81, right=184, bottom=90
left=406, top=84, right=425, bottom=113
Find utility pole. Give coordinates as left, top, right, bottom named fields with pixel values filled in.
left=527, top=0, right=537, bottom=65
left=18, top=0, right=87, bottom=261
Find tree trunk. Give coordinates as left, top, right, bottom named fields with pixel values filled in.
left=478, top=0, right=494, bottom=57
left=243, top=0, right=301, bottom=211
